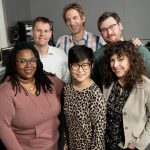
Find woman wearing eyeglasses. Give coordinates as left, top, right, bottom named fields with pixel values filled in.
left=63, top=45, right=106, bottom=150
left=0, top=42, right=64, bottom=150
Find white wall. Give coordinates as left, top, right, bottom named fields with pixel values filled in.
left=0, top=0, right=8, bottom=48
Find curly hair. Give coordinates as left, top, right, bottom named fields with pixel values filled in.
left=2, top=42, right=54, bottom=96
left=103, top=41, right=147, bottom=88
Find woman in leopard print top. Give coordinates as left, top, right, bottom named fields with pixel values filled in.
left=63, top=45, right=106, bottom=150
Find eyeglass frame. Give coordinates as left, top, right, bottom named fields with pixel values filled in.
left=100, top=23, right=118, bottom=33
left=70, top=62, right=91, bottom=71
left=16, top=57, right=37, bottom=66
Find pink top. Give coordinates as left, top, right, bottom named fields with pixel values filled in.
left=0, top=76, right=64, bottom=150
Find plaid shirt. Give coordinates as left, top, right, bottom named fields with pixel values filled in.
left=56, top=30, right=105, bottom=55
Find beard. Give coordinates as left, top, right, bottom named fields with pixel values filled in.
left=106, top=34, right=122, bottom=43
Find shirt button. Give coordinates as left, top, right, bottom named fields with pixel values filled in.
left=123, top=112, right=127, bottom=115
left=125, top=126, right=128, bottom=130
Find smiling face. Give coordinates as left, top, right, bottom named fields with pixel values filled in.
left=32, top=21, right=52, bottom=47
left=100, top=16, right=123, bottom=43
left=65, top=9, right=85, bottom=35
left=15, top=49, right=37, bottom=82
left=110, top=54, right=130, bottom=83
left=70, top=59, right=92, bottom=84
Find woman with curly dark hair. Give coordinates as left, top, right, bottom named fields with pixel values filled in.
left=103, top=41, right=150, bottom=150
left=0, top=42, right=64, bottom=150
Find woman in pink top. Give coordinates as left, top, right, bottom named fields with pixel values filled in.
left=0, top=42, right=64, bottom=150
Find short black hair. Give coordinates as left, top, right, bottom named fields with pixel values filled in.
left=68, top=45, right=94, bottom=69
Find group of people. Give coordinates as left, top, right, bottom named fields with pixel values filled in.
left=0, top=2, right=150, bottom=150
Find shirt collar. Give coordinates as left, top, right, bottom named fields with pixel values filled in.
left=69, top=30, right=87, bottom=42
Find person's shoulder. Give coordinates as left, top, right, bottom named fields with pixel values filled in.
left=142, top=75, right=150, bottom=85
left=91, top=82, right=102, bottom=92
left=47, top=75, right=64, bottom=96
left=48, top=74, right=61, bottom=81
left=57, top=35, right=70, bottom=41
left=138, top=76, right=150, bottom=96
left=86, top=30, right=96, bottom=36
left=88, top=82, right=104, bottom=101
left=137, top=75, right=150, bottom=91
left=48, top=45, right=67, bottom=56
left=48, top=75, right=64, bottom=86
left=56, top=35, right=70, bottom=50
left=85, top=31, right=106, bottom=43
left=95, top=45, right=106, bottom=53
left=138, top=45, right=150, bottom=54
left=85, top=31, right=98, bottom=39
left=0, top=80, right=12, bottom=93
left=94, top=45, right=106, bottom=61
left=48, top=45, right=62, bottom=51
left=64, top=83, right=71, bottom=88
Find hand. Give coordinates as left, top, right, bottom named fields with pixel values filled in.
left=131, top=38, right=142, bottom=46
left=64, top=144, right=68, bottom=150
left=128, top=142, right=136, bottom=149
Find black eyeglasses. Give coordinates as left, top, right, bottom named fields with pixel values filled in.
left=16, top=58, right=37, bottom=66
left=100, top=23, right=118, bottom=33
left=71, top=63, right=91, bottom=70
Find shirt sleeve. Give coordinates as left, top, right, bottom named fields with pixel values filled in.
left=135, top=92, right=150, bottom=149
left=0, top=86, right=23, bottom=150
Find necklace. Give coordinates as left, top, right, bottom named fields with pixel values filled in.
left=27, top=86, right=35, bottom=91
left=19, top=80, right=36, bottom=92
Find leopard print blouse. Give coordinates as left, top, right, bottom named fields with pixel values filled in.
left=63, top=82, right=106, bottom=150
